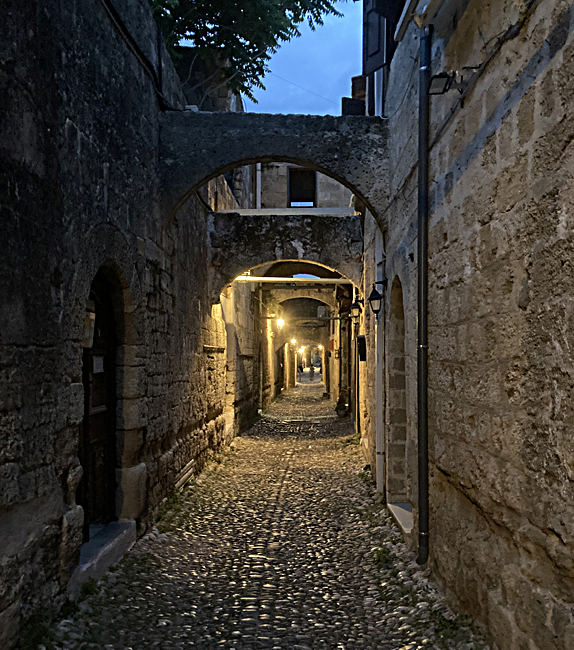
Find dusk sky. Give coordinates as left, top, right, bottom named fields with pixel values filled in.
left=243, top=1, right=363, bottom=116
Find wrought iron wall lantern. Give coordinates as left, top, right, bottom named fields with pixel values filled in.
left=350, top=299, right=364, bottom=319
left=367, top=279, right=387, bottom=316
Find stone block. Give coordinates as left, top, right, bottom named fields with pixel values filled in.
left=563, top=624, right=574, bottom=650
left=116, top=345, right=145, bottom=368
left=59, top=505, right=84, bottom=582
left=389, top=408, right=407, bottom=424
left=517, top=86, right=536, bottom=146
left=115, top=463, right=147, bottom=520
left=391, top=425, right=407, bottom=442
left=0, top=602, right=19, bottom=650
left=0, top=463, right=20, bottom=508
left=116, top=398, right=142, bottom=430
left=116, top=428, right=144, bottom=467
left=68, top=520, right=136, bottom=600
left=116, top=364, right=145, bottom=400
left=389, top=372, right=406, bottom=389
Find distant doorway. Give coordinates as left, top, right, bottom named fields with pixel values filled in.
left=78, top=272, right=117, bottom=542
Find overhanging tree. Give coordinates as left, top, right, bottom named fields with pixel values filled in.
left=150, top=0, right=343, bottom=100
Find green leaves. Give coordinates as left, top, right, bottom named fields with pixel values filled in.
left=150, top=0, right=343, bottom=101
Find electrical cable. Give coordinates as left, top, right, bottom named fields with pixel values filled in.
left=100, top=0, right=182, bottom=112
left=268, top=72, right=339, bottom=106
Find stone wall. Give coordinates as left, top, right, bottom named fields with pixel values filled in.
left=371, top=1, right=574, bottom=648
left=0, top=0, right=261, bottom=644
left=360, top=211, right=380, bottom=475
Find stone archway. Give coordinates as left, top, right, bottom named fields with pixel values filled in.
left=208, top=212, right=363, bottom=303
left=159, top=112, right=388, bottom=225
left=272, top=288, right=338, bottom=311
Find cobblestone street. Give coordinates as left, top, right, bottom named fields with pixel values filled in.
left=45, top=383, right=488, bottom=650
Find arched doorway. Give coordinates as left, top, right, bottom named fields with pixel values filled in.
left=78, top=271, right=118, bottom=542
left=387, top=277, right=407, bottom=503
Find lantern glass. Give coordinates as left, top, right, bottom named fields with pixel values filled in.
left=367, top=286, right=383, bottom=316
left=350, top=300, right=362, bottom=319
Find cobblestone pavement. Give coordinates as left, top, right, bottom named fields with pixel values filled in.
left=45, top=384, right=490, bottom=650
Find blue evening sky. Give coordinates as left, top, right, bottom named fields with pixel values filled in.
left=243, top=1, right=363, bottom=116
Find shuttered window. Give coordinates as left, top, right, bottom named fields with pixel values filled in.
left=363, top=0, right=402, bottom=76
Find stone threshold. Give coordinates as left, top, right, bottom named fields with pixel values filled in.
left=68, top=520, right=136, bottom=599
left=388, top=502, right=414, bottom=537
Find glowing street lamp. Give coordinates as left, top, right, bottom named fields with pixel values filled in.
left=291, top=338, right=297, bottom=345
left=277, top=318, right=284, bottom=328
left=318, top=344, right=324, bottom=350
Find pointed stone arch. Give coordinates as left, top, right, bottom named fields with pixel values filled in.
left=159, top=112, right=388, bottom=227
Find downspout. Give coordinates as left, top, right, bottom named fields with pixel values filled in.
left=417, top=25, right=432, bottom=566
left=256, top=163, right=262, bottom=209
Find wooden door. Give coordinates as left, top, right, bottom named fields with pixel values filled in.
left=78, top=275, right=117, bottom=542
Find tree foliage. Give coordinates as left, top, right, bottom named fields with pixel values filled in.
left=150, top=0, right=343, bottom=100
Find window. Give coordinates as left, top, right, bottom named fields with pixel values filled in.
left=363, top=1, right=401, bottom=77
left=288, top=168, right=316, bottom=207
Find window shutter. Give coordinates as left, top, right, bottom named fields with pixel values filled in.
left=363, top=1, right=400, bottom=76
left=363, top=0, right=386, bottom=76
left=374, top=0, right=404, bottom=23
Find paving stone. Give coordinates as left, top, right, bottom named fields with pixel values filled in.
left=46, top=384, right=489, bottom=650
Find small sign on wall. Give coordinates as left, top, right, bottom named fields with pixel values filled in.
left=93, top=356, right=105, bottom=374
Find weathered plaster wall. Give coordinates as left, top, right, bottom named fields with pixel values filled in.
left=376, top=1, right=574, bottom=648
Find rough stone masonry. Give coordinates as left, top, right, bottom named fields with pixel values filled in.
left=358, top=2, right=574, bottom=650
left=2, top=0, right=574, bottom=649
left=0, top=0, right=372, bottom=646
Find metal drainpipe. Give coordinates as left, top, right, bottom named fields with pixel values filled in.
left=256, top=163, right=262, bottom=209
left=417, top=25, right=432, bottom=566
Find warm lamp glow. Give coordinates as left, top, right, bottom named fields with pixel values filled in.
left=291, top=338, right=297, bottom=345
left=318, top=345, right=324, bottom=350
left=277, top=318, right=284, bottom=328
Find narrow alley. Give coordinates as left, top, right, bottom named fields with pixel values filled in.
left=45, top=381, right=486, bottom=650
left=4, top=3, right=574, bottom=649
